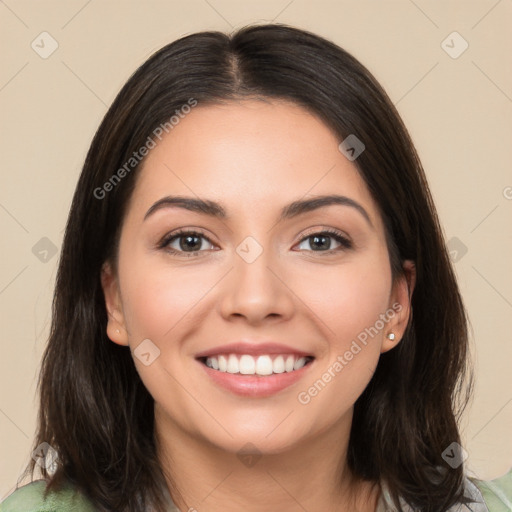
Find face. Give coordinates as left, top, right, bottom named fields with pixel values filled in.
left=101, top=99, right=414, bottom=456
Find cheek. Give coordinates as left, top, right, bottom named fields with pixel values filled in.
left=116, top=253, right=213, bottom=429
left=291, top=253, right=392, bottom=412
left=291, top=253, right=392, bottom=352
left=119, top=256, right=214, bottom=342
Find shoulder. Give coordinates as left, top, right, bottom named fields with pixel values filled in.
left=470, top=468, right=512, bottom=512
left=0, top=479, right=96, bottom=512
left=377, top=469, right=512, bottom=511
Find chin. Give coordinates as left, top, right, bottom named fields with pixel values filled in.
left=190, top=406, right=319, bottom=457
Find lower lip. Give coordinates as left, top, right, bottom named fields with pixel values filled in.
left=197, top=359, right=313, bottom=397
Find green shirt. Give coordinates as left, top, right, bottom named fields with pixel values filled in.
left=1, top=470, right=511, bottom=511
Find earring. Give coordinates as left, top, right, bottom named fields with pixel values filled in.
left=387, top=333, right=395, bottom=341
left=116, top=329, right=120, bottom=334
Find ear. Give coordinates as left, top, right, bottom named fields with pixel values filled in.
left=381, top=260, right=416, bottom=353
left=100, top=261, right=129, bottom=347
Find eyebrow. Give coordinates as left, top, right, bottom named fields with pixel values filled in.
left=143, top=194, right=373, bottom=227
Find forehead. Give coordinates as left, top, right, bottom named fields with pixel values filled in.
left=128, top=99, right=381, bottom=227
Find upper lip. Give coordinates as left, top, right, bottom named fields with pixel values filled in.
left=195, top=341, right=314, bottom=359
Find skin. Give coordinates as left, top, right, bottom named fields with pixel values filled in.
left=101, top=99, right=415, bottom=512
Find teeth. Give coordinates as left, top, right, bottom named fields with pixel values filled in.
left=227, top=354, right=238, bottom=373
left=204, top=354, right=311, bottom=375
left=239, top=354, right=255, bottom=374
left=256, top=355, right=273, bottom=375
left=293, top=357, right=307, bottom=371
left=273, top=355, right=285, bottom=374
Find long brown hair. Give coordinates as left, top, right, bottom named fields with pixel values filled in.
left=20, top=24, right=473, bottom=511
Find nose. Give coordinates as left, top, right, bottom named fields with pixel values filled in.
left=218, top=245, right=295, bottom=325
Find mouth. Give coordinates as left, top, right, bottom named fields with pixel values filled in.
left=195, top=343, right=315, bottom=397
left=197, top=353, right=315, bottom=376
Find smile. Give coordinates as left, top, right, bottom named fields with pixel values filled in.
left=197, top=355, right=315, bottom=397
left=201, top=354, right=314, bottom=376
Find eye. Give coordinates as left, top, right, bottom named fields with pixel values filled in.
left=295, top=229, right=352, bottom=253
left=159, top=229, right=216, bottom=257
left=158, top=227, right=352, bottom=257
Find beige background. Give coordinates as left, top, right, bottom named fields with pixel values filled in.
left=1, top=0, right=511, bottom=500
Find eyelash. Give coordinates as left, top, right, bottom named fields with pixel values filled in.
left=158, top=228, right=353, bottom=258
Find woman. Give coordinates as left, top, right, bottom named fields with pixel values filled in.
left=2, top=24, right=511, bottom=512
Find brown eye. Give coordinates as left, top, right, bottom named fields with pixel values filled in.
left=296, top=230, right=352, bottom=252
left=159, top=230, right=216, bottom=256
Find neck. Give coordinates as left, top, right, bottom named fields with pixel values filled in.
left=155, top=407, right=380, bottom=512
